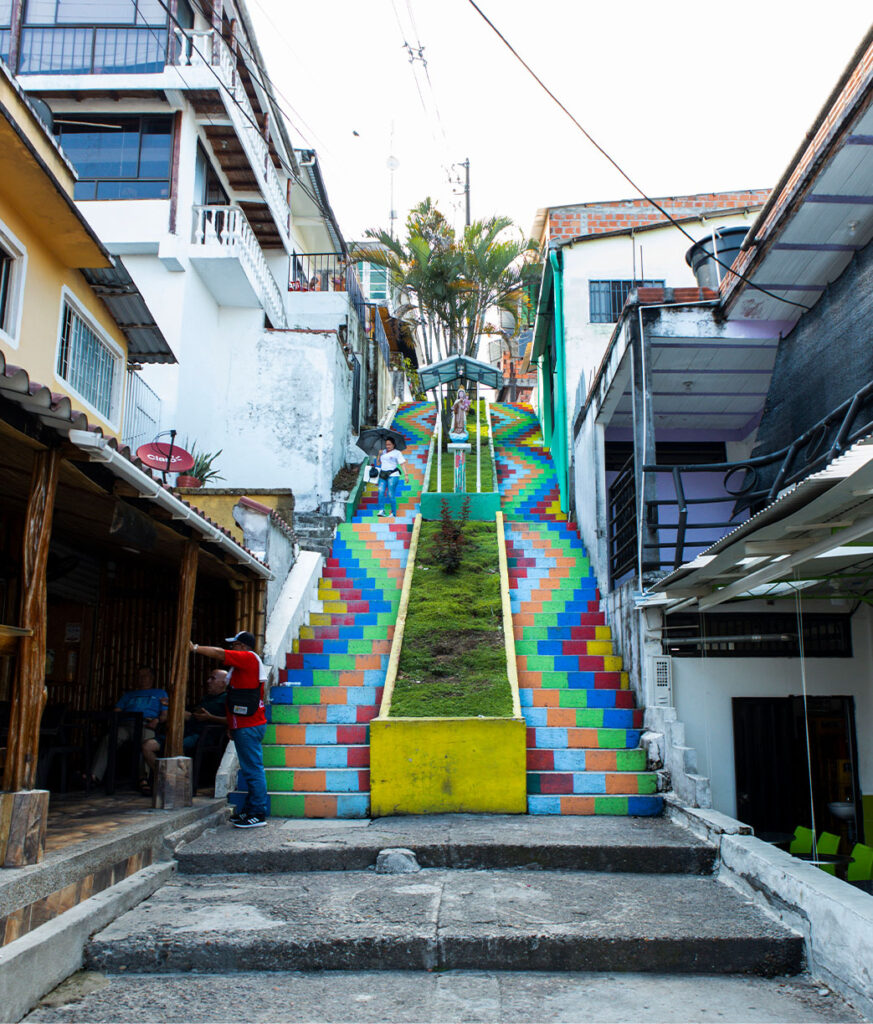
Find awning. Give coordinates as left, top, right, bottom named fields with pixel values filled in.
left=81, top=257, right=175, bottom=364
left=649, top=436, right=873, bottom=609
left=418, top=355, right=502, bottom=391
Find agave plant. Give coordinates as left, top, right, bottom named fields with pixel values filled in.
left=189, top=447, right=224, bottom=484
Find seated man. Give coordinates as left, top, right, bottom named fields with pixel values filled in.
left=142, top=669, right=228, bottom=781
left=88, top=666, right=168, bottom=787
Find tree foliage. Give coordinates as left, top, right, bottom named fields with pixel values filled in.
left=358, top=199, right=538, bottom=365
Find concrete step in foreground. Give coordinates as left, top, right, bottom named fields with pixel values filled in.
left=85, top=869, right=802, bottom=976
left=24, top=970, right=863, bottom=1024
left=174, top=815, right=716, bottom=875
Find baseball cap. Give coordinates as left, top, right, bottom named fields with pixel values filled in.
left=225, top=630, right=256, bottom=648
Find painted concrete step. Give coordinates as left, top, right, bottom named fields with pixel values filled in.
left=272, top=685, right=383, bottom=707
left=528, top=770, right=659, bottom=796
left=516, top=640, right=616, bottom=656
left=527, top=747, right=647, bottom=772
left=88, top=868, right=800, bottom=974
left=264, top=722, right=369, bottom=745
left=267, top=792, right=370, bottom=818
left=528, top=794, right=664, bottom=816
left=515, top=625, right=612, bottom=641
left=175, top=815, right=714, bottom=875
left=265, top=767, right=370, bottom=793
left=520, top=702, right=642, bottom=728
left=268, top=702, right=380, bottom=725
left=526, top=724, right=643, bottom=748
left=264, top=744, right=370, bottom=769
left=519, top=685, right=634, bottom=708
left=518, top=670, right=631, bottom=692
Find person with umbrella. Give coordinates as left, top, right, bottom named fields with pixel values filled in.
left=356, top=428, right=408, bottom=519
left=375, top=436, right=407, bottom=517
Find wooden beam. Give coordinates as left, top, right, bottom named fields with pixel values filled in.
left=164, top=539, right=199, bottom=757
left=3, top=448, right=60, bottom=793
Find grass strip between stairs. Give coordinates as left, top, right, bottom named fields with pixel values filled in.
left=390, top=520, right=513, bottom=718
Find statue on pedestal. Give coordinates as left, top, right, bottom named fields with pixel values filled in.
left=449, top=387, right=471, bottom=442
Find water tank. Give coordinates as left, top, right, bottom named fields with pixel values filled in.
left=685, top=226, right=749, bottom=290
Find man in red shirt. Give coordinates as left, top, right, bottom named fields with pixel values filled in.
left=188, top=630, right=268, bottom=828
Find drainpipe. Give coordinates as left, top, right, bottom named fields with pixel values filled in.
left=548, top=248, right=568, bottom=515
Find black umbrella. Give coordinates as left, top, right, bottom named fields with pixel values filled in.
left=356, top=427, right=407, bottom=458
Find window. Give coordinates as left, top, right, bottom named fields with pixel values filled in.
left=0, top=0, right=10, bottom=61
left=24, top=1, right=167, bottom=25
left=54, top=116, right=173, bottom=199
left=56, top=295, right=121, bottom=422
left=0, top=223, right=26, bottom=347
left=663, top=612, right=852, bottom=658
left=367, top=264, right=388, bottom=302
left=589, top=279, right=665, bottom=323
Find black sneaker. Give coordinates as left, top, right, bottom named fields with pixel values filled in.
left=228, top=809, right=247, bottom=825
left=232, top=813, right=267, bottom=828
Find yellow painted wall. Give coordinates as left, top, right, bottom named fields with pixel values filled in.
left=0, top=72, right=128, bottom=439
left=176, top=490, right=295, bottom=543
left=370, top=717, right=528, bottom=815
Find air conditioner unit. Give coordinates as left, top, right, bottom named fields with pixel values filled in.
left=649, top=655, right=673, bottom=707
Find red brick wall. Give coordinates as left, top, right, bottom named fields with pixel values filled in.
left=547, top=189, right=771, bottom=242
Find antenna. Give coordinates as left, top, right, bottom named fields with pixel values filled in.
left=387, top=123, right=399, bottom=238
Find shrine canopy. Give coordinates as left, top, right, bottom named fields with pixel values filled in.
left=418, top=355, right=502, bottom=392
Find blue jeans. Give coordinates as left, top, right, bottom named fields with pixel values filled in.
left=231, top=724, right=268, bottom=817
left=377, top=473, right=402, bottom=515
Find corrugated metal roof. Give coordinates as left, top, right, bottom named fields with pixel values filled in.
left=81, top=258, right=175, bottom=364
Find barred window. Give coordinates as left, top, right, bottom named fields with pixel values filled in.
left=589, top=279, right=664, bottom=323
left=0, top=224, right=26, bottom=345
left=663, top=612, right=852, bottom=658
left=57, top=299, right=121, bottom=421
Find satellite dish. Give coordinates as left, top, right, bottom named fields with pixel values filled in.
left=386, top=155, right=400, bottom=171
left=136, top=441, right=195, bottom=474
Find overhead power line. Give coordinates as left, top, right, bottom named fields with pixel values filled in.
left=465, top=0, right=811, bottom=312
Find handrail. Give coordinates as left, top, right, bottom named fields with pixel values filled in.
left=375, top=513, right=422, bottom=719
left=496, top=510, right=522, bottom=718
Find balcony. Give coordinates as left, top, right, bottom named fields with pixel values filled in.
left=15, top=23, right=292, bottom=253
left=189, top=205, right=287, bottom=329
left=122, top=369, right=161, bottom=450
left=288, top=253, right=368, bottom=337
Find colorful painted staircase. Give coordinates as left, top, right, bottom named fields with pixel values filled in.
left=492, top=403, right=662, bottom=815
left=263, top=402, right=434, bottom=817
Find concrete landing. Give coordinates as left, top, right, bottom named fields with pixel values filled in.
left=85, top=868, right=802, bottom=975
left=175, top=814, right=716, bottom=874
left=25, top=971, right=865, bottom=1024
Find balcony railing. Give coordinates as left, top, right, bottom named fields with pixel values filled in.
left=192, top=204, right=286, bottom=329
left=18, top=25, right=167, bottom=74
left=175, top=28, right=290, bottom=248
left=122, top=369, right=161, bottom=450
left=289, top=253, right=368, bottom=336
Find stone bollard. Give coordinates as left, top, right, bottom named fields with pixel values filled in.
left=375, top=848, right=421, bottom=874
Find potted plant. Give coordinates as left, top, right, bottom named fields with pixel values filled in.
left=177, top=448, right=224, bottom=489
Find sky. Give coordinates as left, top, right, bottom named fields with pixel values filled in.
left=247, top=0, right=873, bottom=242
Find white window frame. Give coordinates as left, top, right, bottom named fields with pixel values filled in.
left=0, top=218, right=28, bottom=350
left=54, top=286, right=124, bottom=428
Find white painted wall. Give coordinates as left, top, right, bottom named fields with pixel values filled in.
left=671, top=601, right=873, bottom=818
left=561, top=210, right=758, bottom=434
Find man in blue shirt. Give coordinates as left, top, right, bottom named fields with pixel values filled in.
left=88, top=667, right=168, bottom=786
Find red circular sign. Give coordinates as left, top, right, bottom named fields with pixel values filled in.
left=136, top=442, right=195, bottom=473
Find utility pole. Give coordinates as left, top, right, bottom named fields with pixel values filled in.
left=462, top=157, right=470, bottom=226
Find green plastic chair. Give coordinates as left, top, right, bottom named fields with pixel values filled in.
left=847, top=843, right=873, bottom=882
left=816, top=831, right=841, bottom=875
left=789, top=826, right=814, bottom=855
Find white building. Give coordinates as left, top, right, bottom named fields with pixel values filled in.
left=11, top=0, right=393, bottom=510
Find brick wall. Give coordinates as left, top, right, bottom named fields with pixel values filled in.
left=547, top=189, right=772, bottom=242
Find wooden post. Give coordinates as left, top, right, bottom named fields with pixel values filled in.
left=1, top=448, right=60, bottom=868
left=163, top=539, right=199, bottom=758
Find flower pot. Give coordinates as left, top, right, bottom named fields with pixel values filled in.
left=176, top=475, right=202, bottom=489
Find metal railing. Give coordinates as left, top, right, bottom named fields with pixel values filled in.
left=608, top=456, right=638, bottom=585
left=609, top=379, right=873, bottom=579
left=122, top=369, right=161, bottom=450
left=289, top=253, right=367, bottom=336
left=18, top=25, right=167, bottom=74
left=191, top=204, right=286, bottom=328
